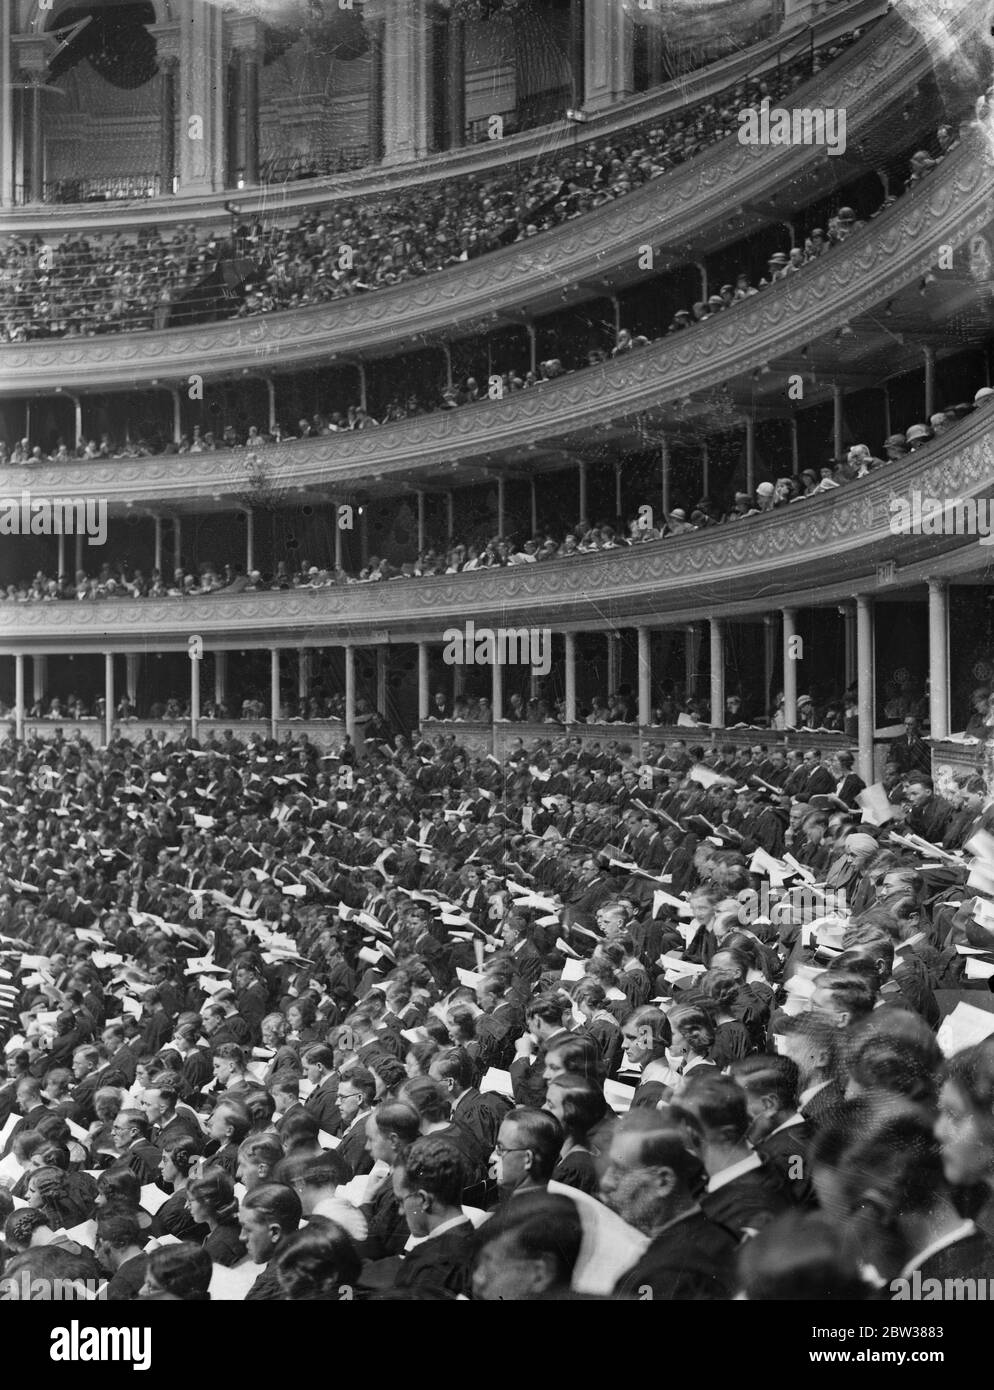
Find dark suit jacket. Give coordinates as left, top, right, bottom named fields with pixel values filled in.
left=452, top=1088, right=512, bottom=1158
left=304, top=1077, right=342, bottom=1136
left=614, top=1208, right=738, bottom=1300
left=701, top=1160, right=792, bottom=1238
left=338, top=1113, right=373, bottom=1178
left=393, top=1219, right=476, bottom=1296
left=510, top=1029, right=572, bottom=1108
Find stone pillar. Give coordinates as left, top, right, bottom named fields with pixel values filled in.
left=745, top=417, right=756, bottom=495
left=763, top=615, right=776, bottom=721
left=15, top=655, right=24, bottom=740
left=928, top=580, right=949, bottom=740
left=367, top=0, right=437, bottom=164
left=637, top=627, right=652, bottom=726
left=298, top=649, right=310, bottom=702
left=856, top=595, right=875, bottom=783
left=606, top=632, right=619, bottom=695
left=173, top=516, right=182, bottom=574
left=158, top=55, right=178, bottom=195
left=0, top=5, right=13, bottom=207
left=33, top=655, right=46, bottom=704
left=270, top=648, right=280, bottom=738
left=685, top=623, right=701, bottom=700
left=126, top=655, right=140, bottom=704
left=344, top=645, right=357, bottom=744
left=584, top=0, right=634, bottom=110
left=245, top=508, right=254, bottom=574
left=367, top=14, right=385, bottom=162
left=376, top=647, right=388, bottom=717
left=832, top=383, right=844, bottom=463
left=923, top=345, right=936, bottom=420
left=564, top=633, right=577, bottom=724
left=782, top=608, right=798, bottom=727
left=176, top=0, right=226, bottom=197
left=104, top=653, right=114, bottom=745
left=709, top=619, right=725, bottom=727
left=841, top=603, right=856, bottom=690
left=154, top=517, right=163, bottom=575
left=417, top=642, right=429, bottom=723
left=214, top=651, right=227, bottom=705
left=446, top=11, right=466, bottom=149
left=660, top=438, right=670, bottom=518
left=190, top=645, right=200, bottom=740
left=492, top=657, right=503, bottom=724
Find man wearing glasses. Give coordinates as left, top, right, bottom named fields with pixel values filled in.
left=390, top=1137, right=476, bottom=1296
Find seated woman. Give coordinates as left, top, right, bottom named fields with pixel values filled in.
left=545, top=1074, right=607, bottom=1197
left=153, top=1133, right=209, bottom=1244
left=185, top=1169, right=246, bottom=1267
left=699, top=969, right=753, bottom=1067
left=572, top=980, right=624, bottom=1079
left=275, top=1222, right=362, bottom=1302
left=667, top=1004, right=720, bottom=1082
left=95, top=1167, right=153, bottom=1234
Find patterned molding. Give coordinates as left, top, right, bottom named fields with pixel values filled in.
left=4, top=413, right=993, bottom=651
left=6, top=135, right=991, bottom=506
left=0, top=8, right=933, bottom=396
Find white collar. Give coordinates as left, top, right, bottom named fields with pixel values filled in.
left=765, top=1112, right=806, bottom=1138
left=900, top=1221, right=976, bottom=1276
left=707, top=1150, right=762, bottom=1192
left=799, top=1079, right=831, bottom=1108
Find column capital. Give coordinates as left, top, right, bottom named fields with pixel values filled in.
left=151, top=24, right=181, bottom=65
left=226, top=13, right=263, bottom=57
left=12, top=37, right=49, bottom=74
left=926, top=576, right=948, bottom=593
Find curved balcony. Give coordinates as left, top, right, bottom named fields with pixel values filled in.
left=0, top=0, right=885, bottom=239
left=3, top=407, right=992, bottom=654
left=5, top=130, right=991, bottom=506
left=0, top=6, right=942, bottom=398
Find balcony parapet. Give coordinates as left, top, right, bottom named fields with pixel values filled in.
left=3, top=409, right=992, bottom=653
left=2, top=132, right=990, bottom=498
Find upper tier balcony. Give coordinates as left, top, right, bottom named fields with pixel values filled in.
left=0, top=2, right=948, bottom=396
left=2, top=405, right=991, bottom=654
left=3, top=125, right=990, bottom=505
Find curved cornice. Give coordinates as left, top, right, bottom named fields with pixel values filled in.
left=0, top=7, right=939, bottom=396
left=6, top=134, right=991, bottom=504
left=4, top=412, right=993, bottom=654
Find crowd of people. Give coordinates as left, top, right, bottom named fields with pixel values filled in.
left=0, top=721, right=993, bottom=1302
left=3, top=380, right=991, bottom=611
left=0, top=29, right=873, bottom=344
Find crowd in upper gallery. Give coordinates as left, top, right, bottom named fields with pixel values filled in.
left=0, top=29, right=874, bottom=344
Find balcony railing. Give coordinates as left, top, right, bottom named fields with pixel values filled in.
left=3, top=131, right=987, bottom=496
left=2, top=411, right=992, bottom=651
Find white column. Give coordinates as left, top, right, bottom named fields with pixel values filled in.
left=173, top=516, right=182, bottom=575
left=176, top=0, right=225, bottom=195
left=154, top=517, right=163, bottom=575
left=417, top=492, right=426, bottom=551
left=564, top=633, right=577, bottom=724
left=125, top=654, right=139, bottom=704
left=57, top=532, right=66, bottom=581
left=923, top=346, right=936, bottom=420
left=417, top=642, right=429, bottom=722
left=763, top=616, right=775, bottom=721
left=245, top=508, right=254, bottom=574
left=298, top=649, right=310, bottom=702
left=14, top=655, right=24, bottom=740
left=527, top=323, right=537, bottom=376
left=265, top=379, right=276, bottom=434
left=928, top=580, right=949, bottom=740
left=270, top=648, right=280, bottom=738
left=745, top=417, right=756, bottom=495
left=0, top=2, right=12, bottom=207
left=614, top=461, right=622, bottom=519
left=709, top=619, right=725, bottom=727
left=344, top=646, right=357, bottom=744
left=171, top=389, right=181, bottom=445
left=190, top=646, right=200, bottom=740
left=214, top=651, right=227, bottom=705
left=782, top=608, right=798, bottom=727
left=33, top=656, right=47, bottom=703
left=661, top=438, right=670, bottom=518
left=376, top=647, right=388, bottom=717
left=842, top=604, right=857, bottom=690
left=637, top=627, right=651, bottom=727
left=334, top=509, right=344, bottom=571
left=832, top=384, right=844, bottom=463
left=371, top=0, right=435, bottom=163
left=75, top=534, right=83, bottom=575
left=104, top=653, right=114, bottom=745
left=357, top=362, right=368, bottom=413
left=584, top=0, right=634, bottom=110
left=492, top=657, right=503, bottom=724
left=685, top=623, right=700, bottom=700
left=856, top=595, right=875, bottom=782
left=578, top=462, right=587, bottom=522
left=606, top=633, right=618, bottom=695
